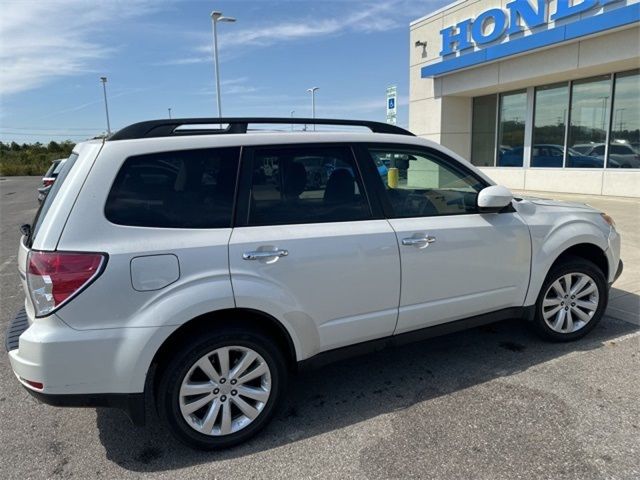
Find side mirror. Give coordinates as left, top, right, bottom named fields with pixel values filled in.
left=477, top=185, right=514, bottom=213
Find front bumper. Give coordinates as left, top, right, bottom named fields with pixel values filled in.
left=611, top=259, right=624, bottom=286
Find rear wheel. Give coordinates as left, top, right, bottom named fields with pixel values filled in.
left=533, top=256, right=608, bottom=342
left=157, top=327, right=287, bottom=450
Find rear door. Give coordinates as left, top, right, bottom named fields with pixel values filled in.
left=229, top=143, right=400, bottom=354
left=358, top=144, right=531, bottom=335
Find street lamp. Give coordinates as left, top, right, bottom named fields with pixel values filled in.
left=210, top=11, right=236, bottom=127
left=100, top=76, right=111, bottom=136
left=168, top=107, right=172, bottom=119
left=290, top=110, right=295, bottom=131
left=307, top=87, right=319, bottom=131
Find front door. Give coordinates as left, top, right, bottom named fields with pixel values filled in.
left=229, top=143, right=400, bottom=355
left=360, top=144, right=531, bottom=334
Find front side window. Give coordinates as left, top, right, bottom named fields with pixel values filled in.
left=366, top=146, right=485, bottom=218
left=247, top=145, right=371, bottom=226
left=105, top=147, right=240, bottom=228
left=608, top=70, right=640, bottom=168
left=497, top=90, right=527, bottom=167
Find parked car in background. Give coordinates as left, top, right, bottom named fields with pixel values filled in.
left=499, top=145, right=602, bottom=168
left=572, top=142, right=640, bottom=168
left=37, top=158, right=66, bottom=203
left=7, top=117, right=622, bottom=450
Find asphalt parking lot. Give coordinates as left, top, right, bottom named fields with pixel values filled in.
left=1, top=176, right=638, bottom=480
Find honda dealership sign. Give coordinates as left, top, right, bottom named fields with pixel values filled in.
left=440, top=0, right=623, bottom=56
left=421, top=0, right=637, bottom=77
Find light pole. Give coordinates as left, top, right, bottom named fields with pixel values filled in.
left=290, top=110, right=295, bottom=131
left=307, top=87, right=319, bottom=131
left=210, top=11, right=236, bottom=127
left=100, top=77, right=111, bottom=136
left=617, top=108, right=626, bottom=132
left=168, top=107, right=172, bottom=119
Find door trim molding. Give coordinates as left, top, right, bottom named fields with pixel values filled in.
left=297, top=306, right=535, bottom=371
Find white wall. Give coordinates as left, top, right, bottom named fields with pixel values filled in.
left=478, top=168, right=640, bottom=198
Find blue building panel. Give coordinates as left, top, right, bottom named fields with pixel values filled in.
left=421, top=4, right=640, bottom=78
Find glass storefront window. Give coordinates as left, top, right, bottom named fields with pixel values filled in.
left=471, top=95, right=497, bottom=167
left=566, top=75, right=611, bottom=168
left=531, top=83, right=568, bottom=168
left=497, top=90, right=527, bottom=167
left=608, top=70, right=640, bottom=168
left=469, top=69, right=638, bottom=170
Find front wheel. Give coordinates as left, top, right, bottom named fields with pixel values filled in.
left=157, top=327, right=287, bottom=450
left=533, top=256, right=608, bottom=342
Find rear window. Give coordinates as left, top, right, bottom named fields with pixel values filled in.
left=105, top=147, right=240, bottom=228
left=52, top=159, right=66, bottom=175
left=610, top=145, right=632, bottom=154
left=29, top=153, right=79, bottom=246
left=43, top=161, right=59, bottom=178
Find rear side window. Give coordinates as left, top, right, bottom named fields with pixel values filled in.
left=246, top=145, right=371, bottom=226
left=105, top=147, right=240, bottom=228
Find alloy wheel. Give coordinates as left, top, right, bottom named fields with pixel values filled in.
left=542, top=272, right=600, bottom=334
left=179, top=346, right=271, bottom=436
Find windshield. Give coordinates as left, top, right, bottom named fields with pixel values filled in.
left=28, top=152, right=78, bottom=247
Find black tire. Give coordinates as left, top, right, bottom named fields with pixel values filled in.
left=157, top=326, right=287, bottom=450
left=532, top=255, right=608, bottom=342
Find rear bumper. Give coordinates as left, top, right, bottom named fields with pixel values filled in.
left=24, top=389, right=145, bottom=425
left=5, top=308, right=29, bottom=352
left=4, top=306, right=169, bottom=425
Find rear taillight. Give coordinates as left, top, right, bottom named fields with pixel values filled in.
left=42, top=177, right=55, bottom=187
left=27, top=251, right=106, bottom=317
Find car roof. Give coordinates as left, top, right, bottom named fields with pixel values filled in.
left=96, top=130, right=438, bottom=150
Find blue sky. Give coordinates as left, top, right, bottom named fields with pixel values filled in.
left=0, top=0, right=447, bottom=144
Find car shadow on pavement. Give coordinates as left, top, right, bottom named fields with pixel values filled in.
left=95, top=314, right=638, bottom=472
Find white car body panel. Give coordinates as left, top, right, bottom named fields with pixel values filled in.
left=31, top=141, right=103, bottom=251
left=389, top=211, right=531, bottom=334
left=229, top=220, right=400, bottom=358
left=8, top=129, right=622, bottom=400
left=513, top=198, right=619, bottom=305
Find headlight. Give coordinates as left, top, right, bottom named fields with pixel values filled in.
left=600, top=213, right=616, bottom=228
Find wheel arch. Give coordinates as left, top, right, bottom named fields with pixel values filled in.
left=548, top=243, right=609, bottom=280
left=525, top=231, right=609, bottom=306
left=149, top=308, right=299, bottom=388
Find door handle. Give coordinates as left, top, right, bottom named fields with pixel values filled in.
left=401, top=236, right=436, bottom=247
left=242, top=249, right=289, bottom=261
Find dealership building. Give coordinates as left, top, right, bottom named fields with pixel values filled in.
left=409, top=0, right=640, bottom=197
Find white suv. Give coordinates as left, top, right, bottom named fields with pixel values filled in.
left=6, top=118, right=623, bottom=450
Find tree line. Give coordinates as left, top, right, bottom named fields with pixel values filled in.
left=0, top=141, right=75, bottom=176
